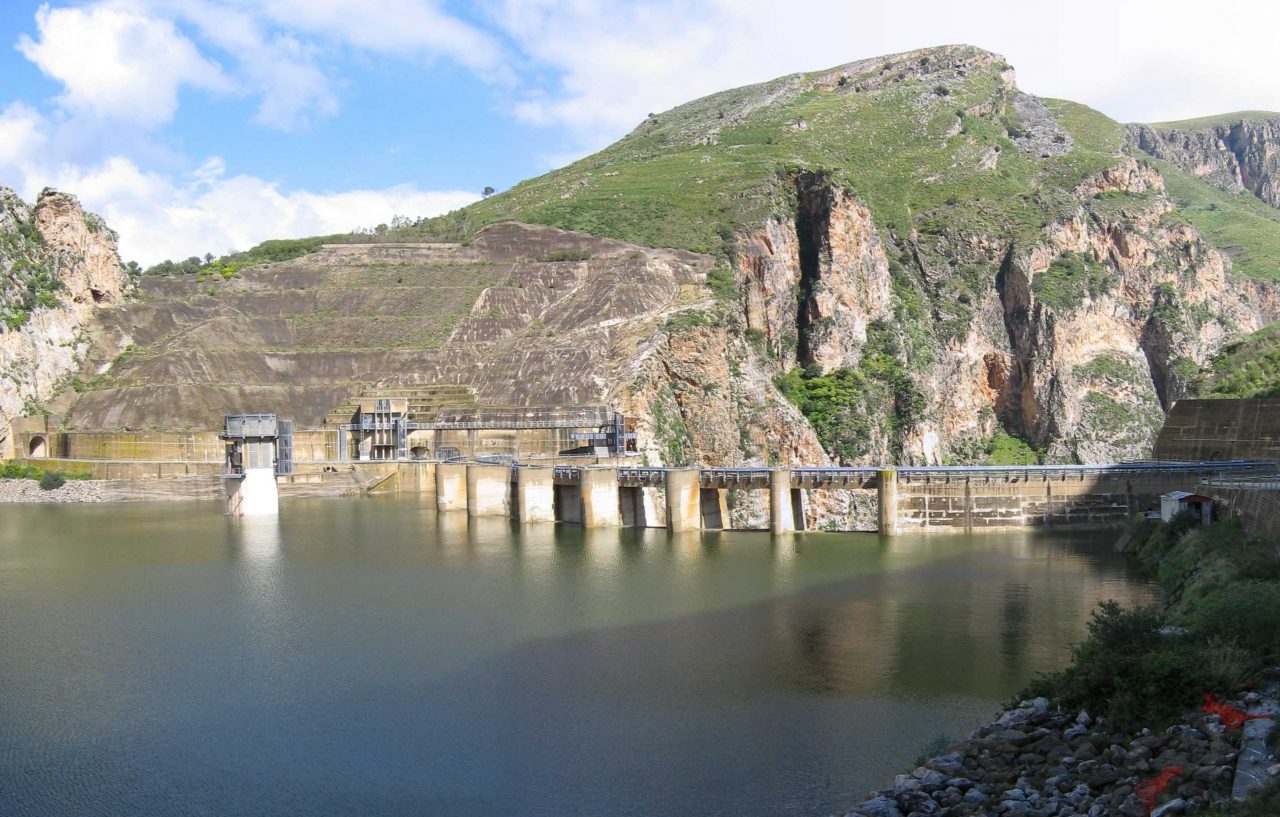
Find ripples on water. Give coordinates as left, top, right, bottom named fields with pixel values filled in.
left=0, top=498, right=1152, bottom=817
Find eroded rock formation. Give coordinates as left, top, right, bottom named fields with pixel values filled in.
left=0, top=187, right=130, bottom=456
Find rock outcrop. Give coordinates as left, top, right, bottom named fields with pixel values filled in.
left=0, top=187, right=130, bottom=456
left=1130, top=115, right=1280, bottom=209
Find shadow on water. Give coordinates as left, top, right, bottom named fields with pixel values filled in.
left=0, top=499, right=1153, bottom=817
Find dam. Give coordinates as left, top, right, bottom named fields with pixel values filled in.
left=9, top=403, right=1273, bottom=531
left=9, top=392, right=1278, bottom=531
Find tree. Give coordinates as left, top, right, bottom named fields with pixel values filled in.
left=482, top=186, right=495, bottom=198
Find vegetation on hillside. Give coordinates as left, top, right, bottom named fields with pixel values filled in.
left=774, top=322, right=926, bottom=462
left=1032, top=251, right=1114, bottom=311
left=395, top=52, right=1128, bottom=260
left=0, top=199, right=62, bottom=330
left=1156, top=160, right=1280, bottom=283
left=1199, top=322, right=1280, bottom=398
left=1023, top=514, right=1280, bottom=730
left=1148, top=111, right=1280, bottom=130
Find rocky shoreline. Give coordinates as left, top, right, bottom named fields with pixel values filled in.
left=0, top=477, right=107, bottom=502
left=845, top=693, right=1274, bottom=817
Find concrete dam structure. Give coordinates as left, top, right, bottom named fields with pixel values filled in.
left=11, top=393, right=1278, bottom=532
left=394, top=460, right=1274, bottom=535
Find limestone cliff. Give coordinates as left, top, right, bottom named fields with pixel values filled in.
left=0, top=187, right=130, bottom=456
left=1130, top=114, right=1280, bottom=208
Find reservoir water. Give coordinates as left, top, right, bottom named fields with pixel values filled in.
left=0, top=497, right=1152, bottom=817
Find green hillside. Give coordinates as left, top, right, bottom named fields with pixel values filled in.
left=1200, top=321, right=1280, bottom=398
left=1148, top=110, right=1280, bottom=129
left=1156, top=160, right=1280, bottom=282
left=396, top=47, right=1127, bottom=257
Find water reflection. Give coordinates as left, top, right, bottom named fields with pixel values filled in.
left=0, top=501, right=1152, bottom=817
left=1000, top=582, right=1031, bottom=678
left=229, top=514, right=282, bottom=562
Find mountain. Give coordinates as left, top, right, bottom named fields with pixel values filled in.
left=0, top=187, right=131, bottom=457
left=4, top=45, right=1280, bottom=514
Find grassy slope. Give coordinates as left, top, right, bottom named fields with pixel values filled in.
left=398, top=56, right=1126, bottom=257
left=1128, top=112, right=1280, bottom=397
left=198, top=59, right=1280, bottom=407
left=1147, top=110, right=1280, bottom=129
left=1155, top=160, right=1280, bottom=283
left=1200, top=321, right=1280, bottom=397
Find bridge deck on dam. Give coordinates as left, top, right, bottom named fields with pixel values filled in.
left=548, top=461, right=1277, bottom=487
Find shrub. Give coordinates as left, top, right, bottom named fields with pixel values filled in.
left=538, top=249, right=592, bottom=262
left=0, top=461, right=43, bottom=480
left=1032, top=252, right=1113, bottom=312
left=986, top=431, right=1041, bottom=465
left=1022, top=601, right=1217, bottom=730
left=1188, top=582, right=1280, bottom=662
left=39, top=470, right=66, bottom=490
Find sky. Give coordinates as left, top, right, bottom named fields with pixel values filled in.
left=2, top=0, right=1278, bottom=266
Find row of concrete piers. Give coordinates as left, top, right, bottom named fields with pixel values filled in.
left=433, top=463, right=899, bottom=534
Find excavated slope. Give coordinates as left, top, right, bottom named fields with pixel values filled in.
left=69, top=222, right=717, bottom=429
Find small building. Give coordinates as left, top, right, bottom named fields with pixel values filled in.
left=1160, top=491, right=1213, bottom=525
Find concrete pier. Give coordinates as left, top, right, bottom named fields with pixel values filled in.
left=769, top=467, right=795, bottom=534
left=466, top=464, right=511, bottom=517
left=665, top=469, right=701, bottom=532
left=580, top=467, right=621, bottom=528
left=515, top=466, right=555, bottom=523
left=877, top=468, right=898, bottom=535
left=435, top=462, right=468, bottom=512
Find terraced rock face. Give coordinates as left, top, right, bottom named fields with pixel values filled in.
left=67, top=223, right=718, bottom=430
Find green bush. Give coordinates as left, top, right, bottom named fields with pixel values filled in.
left=0, top=461, right=43, bottom=480
left=1188, top=582, right=1280, bottom=662
left=1032, top=251, right=1113, bottom=312
left=38, top=470, right=66, bottom=490
left=537, top=249, right=592, bottom=262
left=986, top=431, right=1041, bottom=465
left=1022, top=601, right=1218, bottom=730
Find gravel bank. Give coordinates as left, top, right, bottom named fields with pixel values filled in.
left=0, top=478, right=106, bottom=502
left=844, top=695, right=1259, bottom=817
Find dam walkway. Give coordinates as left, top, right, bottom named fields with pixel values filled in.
left=444, top=459, right=1276, bottom=535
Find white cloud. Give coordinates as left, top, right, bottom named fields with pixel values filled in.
left=43, top=156, right=479, bottom=264
left=0, top=103, right=47, bottom=171
left=0, top=113, right=477, bottom=264
left=250, top=0, right=505, bottom=73
left=489, top=0, right=1280, bottom=155
left=17, top=3, right=231, bottom=127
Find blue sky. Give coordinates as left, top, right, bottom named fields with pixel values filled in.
left=2, top=0, right=1278, bottom=265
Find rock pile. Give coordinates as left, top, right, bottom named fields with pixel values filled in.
left=0, top=478, right=105, bottom=503
left=845, top=697, right=1242, bottom=817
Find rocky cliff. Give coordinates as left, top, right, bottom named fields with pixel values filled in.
left=388, top=45, right=1277, bottom=471
left=1130, top=113, right=1280, bottom=208
left=0, top=187, right=130, bottom=456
